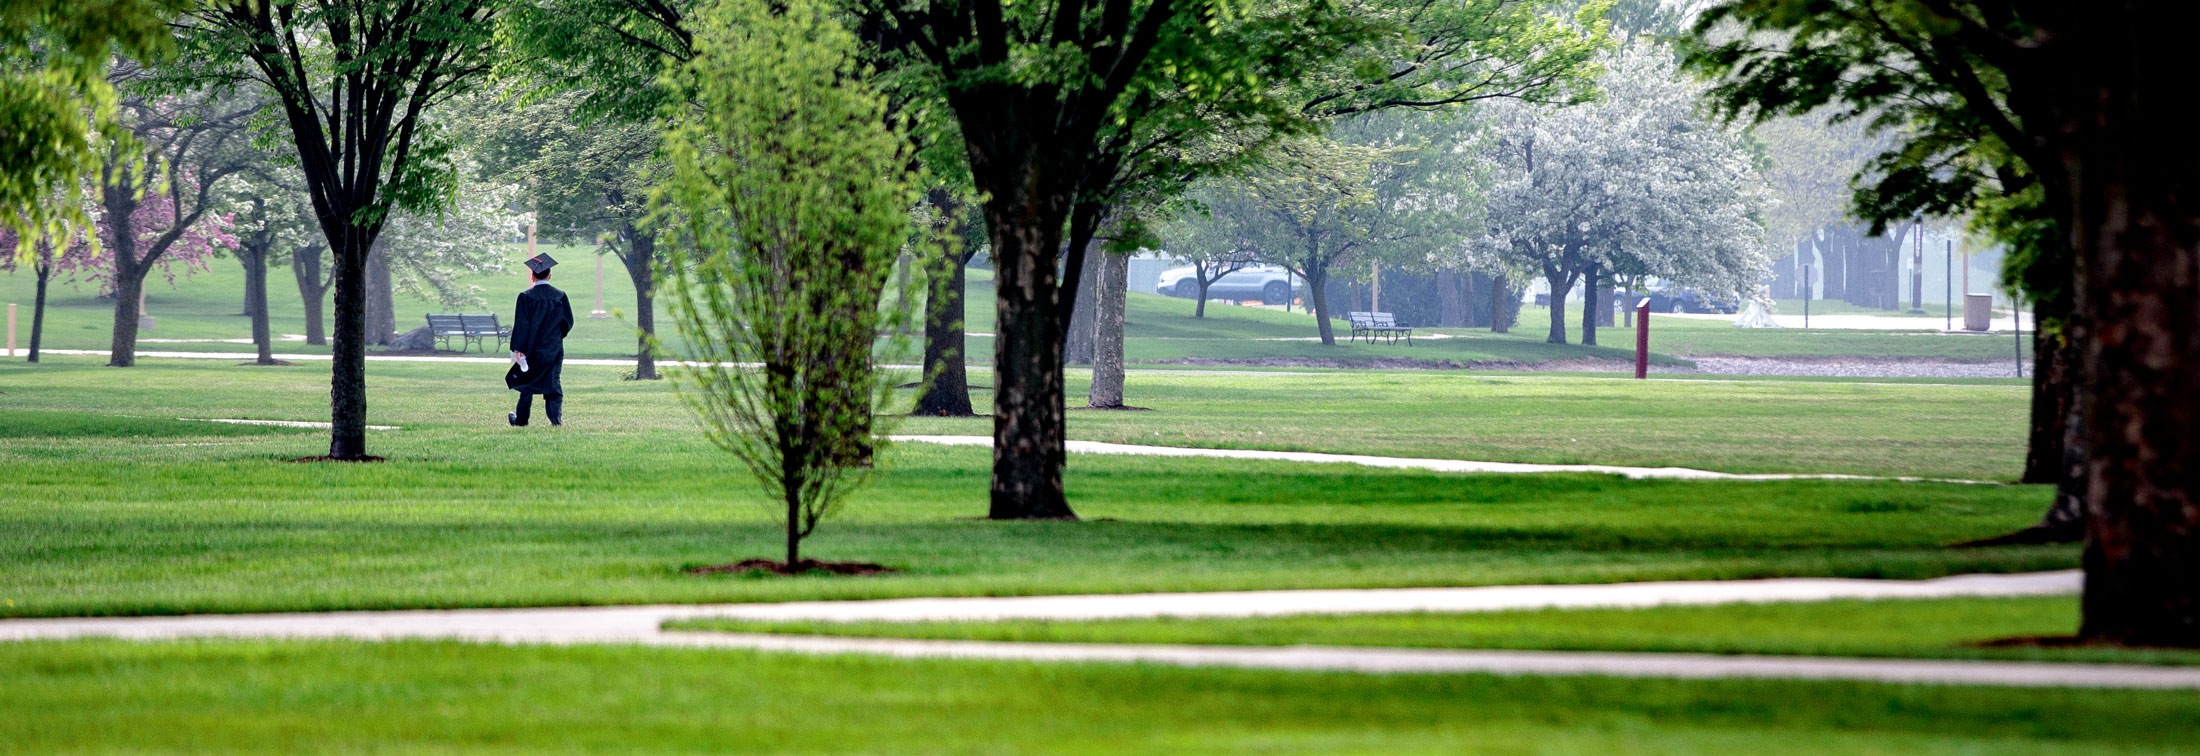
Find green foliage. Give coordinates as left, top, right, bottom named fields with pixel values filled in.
left=0, top=0, right=188, bottom=254
left=495, top=0, right=695, bottom=123
left=1682, top=1, right=2069, bottom=322
left=181, top=0, right=503, bottom=233
left=655, top=0, right=917, bottom=563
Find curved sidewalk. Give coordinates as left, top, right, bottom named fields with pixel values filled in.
left=889, top=435, right=1997, bottom=484
left=7, top=571, right=2180, bottom=690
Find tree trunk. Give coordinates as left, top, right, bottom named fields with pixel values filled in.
left=980, top=196, right=1074, bottom=521
left=622, top=226, right=659, bottom=380
left=245, top=243, right=276, bottom=365
left=2073, top=172, right=2200, bottom=647
left=1194, top=277, right=1209, bottom=318
left=1545, top=268, right=1571, bottom=345
left=1580, top=265, right=1601, bottom=347
left=1436, top=269, right=1464, bottom=327
left=1819, top=226, right=1848, bottom=302
left=1305, top=264, right=1336, bottom=345
left=2027, top=324, right=2087, bottom=540
left=364, top=237, right=395, bottom=347
left=327, top=233, right=372, bottom=460
left=1088, top=250, right=1128, bottom=408
left=107, top=267, right=146, bottom=368
left=1491, top=274, right=1510, bottom=334
left=1062, top=242, right=1099, bottom=365
left=2024, top=327, right=2071, bottom=484
left=293, top=244, right=328, bottom=346
left=29, top=260, right=50, bottom=363
left=916, top=246, right=975, bottom=416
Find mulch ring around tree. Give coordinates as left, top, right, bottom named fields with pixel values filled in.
left=686, top=559, right=897, bottom=577
left=284, top=455, right=388, bottom=463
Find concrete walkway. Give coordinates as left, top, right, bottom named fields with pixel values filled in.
left=888, top=435, right=1996, bottom=484
left=9, top=571, right=2184, bottom=690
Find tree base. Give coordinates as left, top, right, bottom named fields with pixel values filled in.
left=237, top=360, right=299, bottom=367
left=284, top=455, right=388, bottom=463
left=1072, top=404, right=1152, bottom=411
left=685, top=559, right=895, bottom=576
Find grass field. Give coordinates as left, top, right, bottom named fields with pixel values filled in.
left=1, top=356, right=2063, bottom=619
left=7, top=640, right=2196, bottom=755
left=674, top=596, right=2200, bottom=667
left=2, top=247, right=2035, bottom=366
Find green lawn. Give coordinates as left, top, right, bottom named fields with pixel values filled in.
left=4, top=252, right=2035, bottom=366
left=1, top=357, right=2063, bottom=619
left=6, top=640, right=2198, bottom=755
left=674, top=596, right=2200, bottom=667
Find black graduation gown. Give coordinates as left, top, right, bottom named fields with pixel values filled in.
left=504, top=283, right=575, bottom=394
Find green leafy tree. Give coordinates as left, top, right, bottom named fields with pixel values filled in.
left=1688, top=0, right=2200, bottom=647
left=655, top=0, right=916, bottom=568
left=1184, top=113, right=1470, bottom=346
left=183, top=0, right=501, bottom=460
left=1, top=0, right=188, bottom=252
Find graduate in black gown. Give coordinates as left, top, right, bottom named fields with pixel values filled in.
left=505, top=253, right=575, bottom=426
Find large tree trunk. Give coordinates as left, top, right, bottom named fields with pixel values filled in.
left=1491, top=274, right=1510, bottom=334
left=1436, top=269, right=1464, bottom=327
left=915, top=245, right=975, bottom=416
left=1580, top=265, right=1600, bottom=347
left=978, top=192, right=1074, bottom=521
left=1062, top=241, right=1099, bottom=366
left=29, top=260, right=50, bottom=363
left=327, top=234, right=372, bottom=460
left=1545, top=268, right=1572, bottom=345
left=292, top=244, right=328, bottom=346
left=2071, top=167, right=2200, bottom=647
left=244, top=242, right=276, bottom=365
left=1304, top=264, right=1336, bottom=345
left=363, top=238, right=395, bottom=347
left=1088, top=249, right=1128, bottom=408
left=622, top=226, right=659, bottom=380
left=108, top=270, right=146, bottom=367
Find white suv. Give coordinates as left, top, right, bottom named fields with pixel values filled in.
left=1155, top=263, right=1301, bottom=304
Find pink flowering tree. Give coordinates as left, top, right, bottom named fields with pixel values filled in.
left=97, top=86, right=253, bottom=366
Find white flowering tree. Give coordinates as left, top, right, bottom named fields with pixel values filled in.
left=1464, top=41, right=1772, bottom=345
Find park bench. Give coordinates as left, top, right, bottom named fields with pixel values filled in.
left=1346, top=311, right=1414, bottom=345
left=461, top=313, right=511, bottom=353
left=424, top=313, right=510, bottom=353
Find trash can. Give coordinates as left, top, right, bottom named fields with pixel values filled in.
left=1963, top=293, right=1992, bottom=331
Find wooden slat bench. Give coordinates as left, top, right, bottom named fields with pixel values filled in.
left=1346, top=311, right=1414, bottom=345
left=425, top=313, right=471, bottom=352
left=424, top=313, right=511, bottom=352
left=460, top=313, right=511, bottom=353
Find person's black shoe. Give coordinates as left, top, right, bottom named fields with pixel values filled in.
left=508, top=412, right=524, bottom=427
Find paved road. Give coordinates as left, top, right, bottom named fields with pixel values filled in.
left=9, top=571, right=2179, bottom=689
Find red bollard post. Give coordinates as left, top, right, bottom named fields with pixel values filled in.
left=1634, top=298, right=1650, bottom=379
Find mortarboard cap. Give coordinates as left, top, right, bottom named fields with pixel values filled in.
left=523, top=253, right=559, bottom=275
